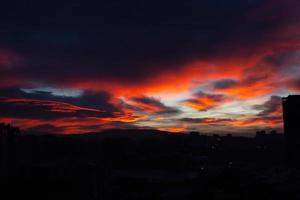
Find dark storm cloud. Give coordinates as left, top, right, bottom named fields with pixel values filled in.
left=263, top=51, right=300, bottom=68
left=213, top=79, right=238, bottom=89
left=2, top=87, right=119, bottom=113
left=253, top=96, right=282, bottom=116
left=0, top=88, right=120, bottom=119
left=0, top=0, right=297, bottom=85
left=0, top=97, right=103, bottom=120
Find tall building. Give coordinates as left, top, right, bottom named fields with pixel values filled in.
left=282, top=95, right=300, bottom=164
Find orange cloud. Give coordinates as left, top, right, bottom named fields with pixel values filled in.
left=104, top=113, right=147, bottom=123
left=159, top=127, right=187, bottom=133
left=181, top=116, right=282, bottom=129
left=183, top=91, right=227, bottom=111
left=122, top=96, right=180, bottom=115
left=229, top=117, right=282, bottom=128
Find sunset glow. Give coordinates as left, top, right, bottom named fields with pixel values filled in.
left=0, top=0, right=299, bottom=135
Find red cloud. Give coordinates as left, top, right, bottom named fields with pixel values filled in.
left=181, top=116, right=282, bottom=129
left=0, top=49, right=22, bottom=70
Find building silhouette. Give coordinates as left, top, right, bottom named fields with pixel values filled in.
left=0, top=123, right=19, bottom=175
left=282, top=95, right=300, bottom=164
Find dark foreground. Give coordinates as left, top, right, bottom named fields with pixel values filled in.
left=1, top=129, right=300, bottom=200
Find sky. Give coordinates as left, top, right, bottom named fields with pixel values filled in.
left=0, top=0, right=300, bottom=135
